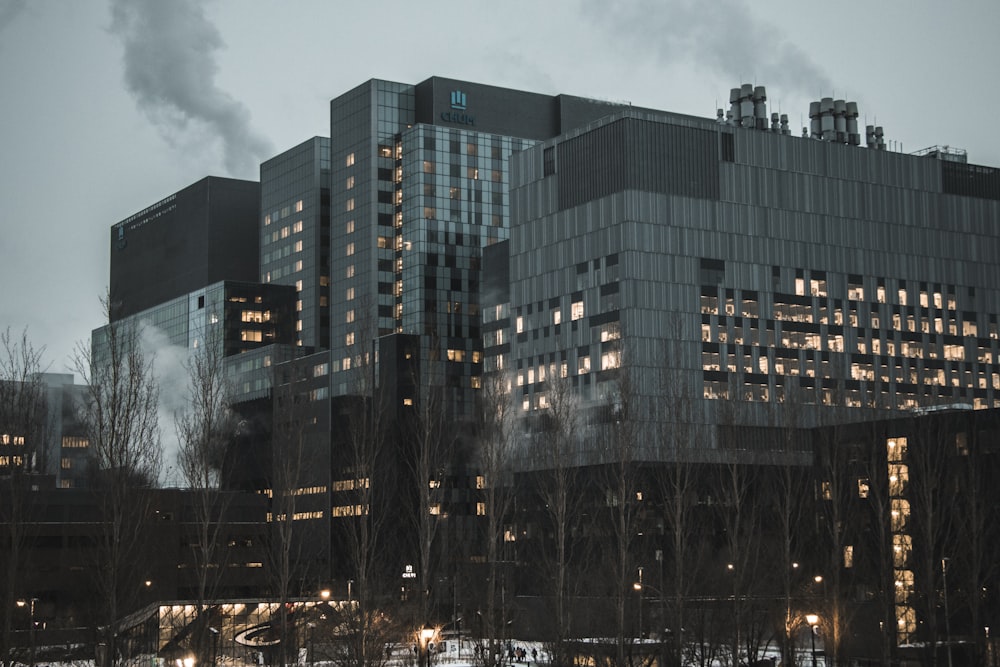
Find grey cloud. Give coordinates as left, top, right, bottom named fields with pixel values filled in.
left=0, top=0, right=27, bottom=34
left=109, top=0, right=272, bottom=178
left=581, top=0, right=832, bottom=98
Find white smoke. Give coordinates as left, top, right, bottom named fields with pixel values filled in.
left=581, top=0, right=833, bottom=98
left=138, top=321, right=192, bottom=487
left=109, top=0, right=273, bottom=178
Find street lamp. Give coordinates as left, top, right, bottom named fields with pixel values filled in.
left=805, top=614, right=819, bottom=667
left=419, top=624, right=436, bottom=667
left=942, top=558, right=954, bottom=667
left=633, top=566, right=644, bottom=640
left=17, top=597, right=38, bottom=667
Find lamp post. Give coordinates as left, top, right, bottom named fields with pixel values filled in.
left=633, top=566, right=644, bottom=640
left=806, top=614, right=819, bottom=667
left=17, top=597, right=38, bottom=667
left=419, top=624, right=435, bottom=667
left=942, top=558, right=953, bottom=667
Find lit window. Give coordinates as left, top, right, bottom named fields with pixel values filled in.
left=346, top=220, right=354, bottom=234
left=61, top=457, right=71, bottom=470
left=281, top=226, right=290, bottom=239
left=346, top=243, right=355, bottom=256
left=295, top=280, right=303, bottom=292
left=294, top=240, right=303, bottom=252
left=423, top=161, right=434, bottom=173
left=346, top=332, right=354, bottom=346
left=377, top=236, right=390, bottom=249
left=578, top=355, right=591, bottom=374
left=345, top=152, right=355, bottom=166
left=346, top=310, right=354, bottom=323
left=346, top=176, right=355, bottom=190
left=346, top=287, right=355, bottom=300
left=516, top=316, right=524, bottom=333
left=601, top=351, right=620, bottom=370
left=294, top=200, right=303, bottom=212
left=857, top=478, right=870, bottom=498
left=264, top=214, right=271, bottom=226
left=844, top=545, right=854, bottom=568
left=346, top=264, right=355, bottom=278
left=294, top=260, right=303, bottom=272
left=552, top=309, right=562, bottom=325
left=346, top=198, right=355, bottom=212
left=241, top=331, right=263, bottom=342
left=571, top=300, right=584, bottom=320
left=296, top=300, right=302, bottom=312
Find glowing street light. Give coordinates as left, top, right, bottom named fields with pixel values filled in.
left=805, top=614, right=819, bottom=667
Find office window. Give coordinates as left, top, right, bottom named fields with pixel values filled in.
left=345, top=176, right=355, bottom=189
left=346, top=152, right=355, bottom=166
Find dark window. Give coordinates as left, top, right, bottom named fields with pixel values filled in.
left=543, top=147, right=556, bottom=176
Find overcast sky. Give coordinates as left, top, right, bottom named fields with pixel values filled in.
left=2, top=0, right=998, bottom=378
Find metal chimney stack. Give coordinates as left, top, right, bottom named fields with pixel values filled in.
left=820, top=97, right=835, bottom=141
left=771, top=112, right=780, bottom=131
left=753, top=86, right=768, bottom=130
left=834, top=99, right=847, bottom=143
left=846, top=102, right=860, bottom=145
left=780, top=113, right=790, bottom=135
left=729, top=88, right=741, bottom=126
left=740, top=83, right=754, bottom=127
left=809, top=101, right=822, bottom=138
left=875, top=126, right=885, bottom=150
left=866, top=125, right=876, bottom=148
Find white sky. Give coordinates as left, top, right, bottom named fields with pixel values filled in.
left=2, top=0, right=998, bottom=377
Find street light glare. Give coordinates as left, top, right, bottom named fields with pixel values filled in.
left=806, top=614, right=819, bottom=626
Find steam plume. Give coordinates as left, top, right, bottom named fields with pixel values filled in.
left=582, top=0, right=832, bottom=97
left=109, top=0, right=272, bottom=178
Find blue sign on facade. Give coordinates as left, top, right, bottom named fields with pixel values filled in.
left=442, top=90, right=474, bottom=125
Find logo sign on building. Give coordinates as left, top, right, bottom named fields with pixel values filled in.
left=402, top=564, right=417, bottom=579
left=442, top=89, right=474, bottom=126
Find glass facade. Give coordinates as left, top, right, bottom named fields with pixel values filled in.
left=260, top=137, right=331, bottom=351
left=328, top=80, right=533, bottom=417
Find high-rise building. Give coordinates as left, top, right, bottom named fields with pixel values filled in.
left=109, top=176, right=261, bottom=320
left=496, top=98, right=1000, bottom=462
left=260, top=137, right=331, bottom=351
left=325, top=77, right=632, bottom=418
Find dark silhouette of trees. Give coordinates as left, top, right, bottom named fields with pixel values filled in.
left=73, top=297, right=162, bottom=667
left=0, top=328, right=48, bottom=667
left=175, top=318, right=238, bottom=666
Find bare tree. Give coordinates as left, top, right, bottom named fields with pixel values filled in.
left=651, top=334, right=701, bottom=667
left=334, top=313, right=395, bottom=667
left=714, top=394, right=765, bottom=667
left=0, top=329, right=48, bottom=667
left=594, top=355, right=641, bottom=667
left=175, top=317, right=237, bottom=665
left=72, top=297, right=162, bottom=667
left=533, top=370, right=584, bottom=667
left=265, top=358, right=321, bottom=667
left=404, top=367, right=456, bottom=623
left=474, top=369, right=517, bottom=667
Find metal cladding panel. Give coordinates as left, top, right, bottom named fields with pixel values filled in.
left=556, top=118, right=721, bottom=210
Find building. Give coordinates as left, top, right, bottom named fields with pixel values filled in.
left=109, top=177, right=261, bottom=321
left=325, top=77, right=633, bottom=420
left=260, top=137, right=331, bottom=351
left=499, top=93, right=1000, bottom=463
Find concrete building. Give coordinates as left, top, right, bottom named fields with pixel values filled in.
left=498, top=95, right=1000, bottom=463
